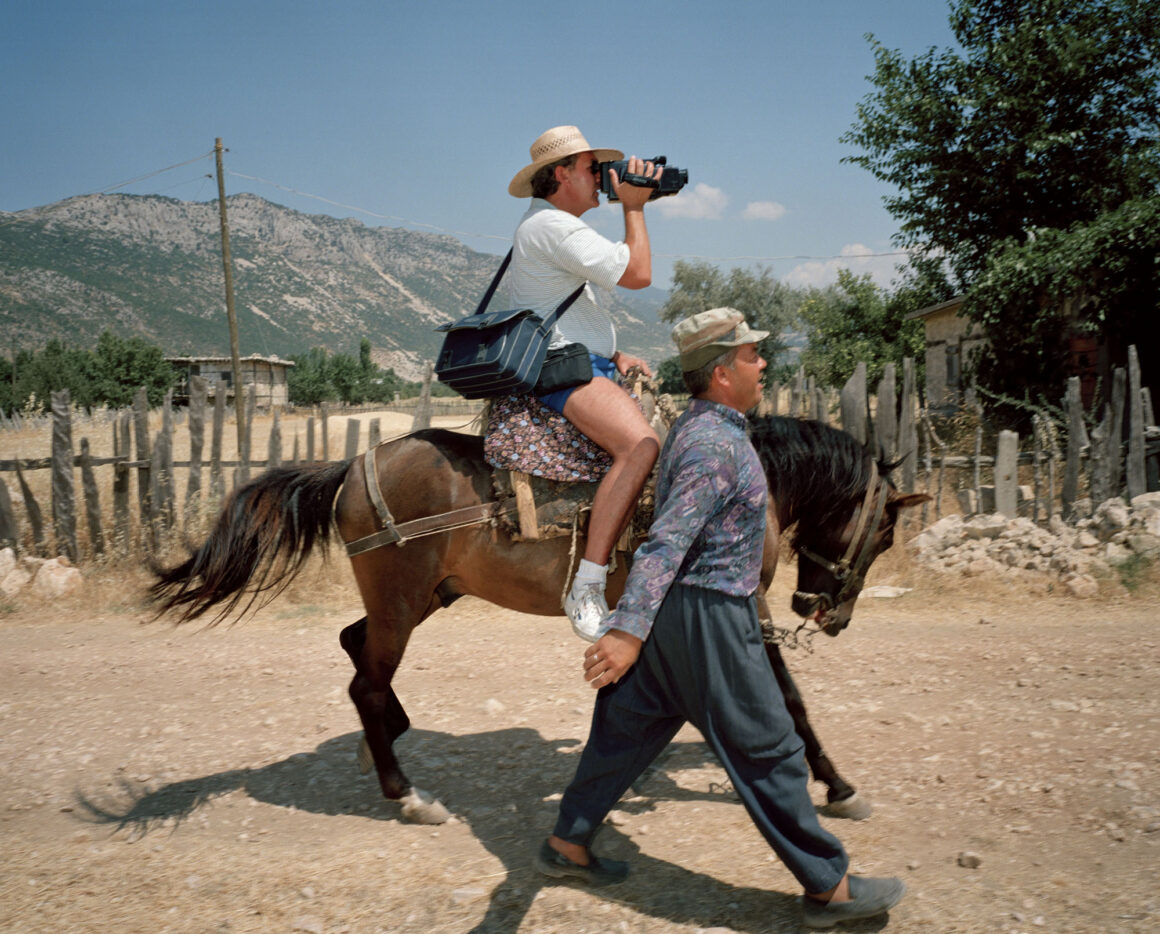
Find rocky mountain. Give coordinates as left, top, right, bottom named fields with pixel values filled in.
left=0, top=193, right=670, bottom=379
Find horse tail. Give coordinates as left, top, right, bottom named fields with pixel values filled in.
left=150, top=459, right=353, bottom=624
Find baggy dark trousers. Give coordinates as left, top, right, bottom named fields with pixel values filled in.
left=553, top=583, right=850, bottom=893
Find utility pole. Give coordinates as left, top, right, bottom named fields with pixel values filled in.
left=214, top=137, right=246, bottom=464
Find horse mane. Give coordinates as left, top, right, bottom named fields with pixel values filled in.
left=747, top=416, right=879, bottom=544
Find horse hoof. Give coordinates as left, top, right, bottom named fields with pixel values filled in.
left=822, top=792, right=872, bottom=821
left=400, top=787, right=451, bottom=825
left=357, top=735, right=374, bottom=775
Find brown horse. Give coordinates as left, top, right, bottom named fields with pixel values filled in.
left=151, top=415, right=927, bottom=823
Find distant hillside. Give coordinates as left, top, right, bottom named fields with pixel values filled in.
left=0, top=193, right=671, bottom=380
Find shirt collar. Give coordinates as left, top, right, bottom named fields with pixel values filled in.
left=688, top=397, right=748, bottom=430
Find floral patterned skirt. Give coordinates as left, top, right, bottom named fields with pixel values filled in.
left=483, top=392, right=612, bottom=482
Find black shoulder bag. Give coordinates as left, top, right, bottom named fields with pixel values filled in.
left=434, top=249, right=593, bottom=399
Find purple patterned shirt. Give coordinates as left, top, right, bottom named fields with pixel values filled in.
left=608, top=398, right=768, bottom=641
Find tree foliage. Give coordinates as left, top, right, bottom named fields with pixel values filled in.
left=798, top=270, right=929, bottom=390
left=659, top=260, right=803, bottom=379
left=967, top=196, right=1160, bottom=401
left=2, top=331, right=176, bottom=415
left=287, top=340, right=402, bottom=406
left=843, top=0, right=1160, bottom=288
left=843, top=0, right=1160, bottom=406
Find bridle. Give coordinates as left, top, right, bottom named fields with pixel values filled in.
left=795, top=460, right=891, bottom=613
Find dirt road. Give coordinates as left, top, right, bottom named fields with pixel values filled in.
left=1, top=571, right=1157, bottom=933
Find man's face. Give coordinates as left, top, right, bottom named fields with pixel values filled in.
left=721, top=343, right=767, bottom=412
left=555, top=151, right=600, bottom=214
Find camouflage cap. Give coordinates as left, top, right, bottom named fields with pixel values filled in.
left=672, top=307, right=769, bottom=371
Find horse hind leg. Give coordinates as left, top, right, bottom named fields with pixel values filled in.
left=339, top=617, right=450, bottom=824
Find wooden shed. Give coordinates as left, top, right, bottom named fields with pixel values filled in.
left=166, top=353, right=294, bottom=408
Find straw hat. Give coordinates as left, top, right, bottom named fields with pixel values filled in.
left=672, top=308, right=770, bottom=371
left=508, top=125, right=623, bottom=198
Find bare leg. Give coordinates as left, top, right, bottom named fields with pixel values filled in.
left=562, top=377, right=659, bottom=565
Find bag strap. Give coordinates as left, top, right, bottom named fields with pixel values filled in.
left=472, top=249, right=514, bottom=316
left=473, top=248, right=586, bottom=327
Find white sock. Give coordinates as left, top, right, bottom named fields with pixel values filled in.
left=571, top=559, right=607, bottom=595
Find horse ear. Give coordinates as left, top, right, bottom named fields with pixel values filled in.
left=889, top=491, right=932, bottom=510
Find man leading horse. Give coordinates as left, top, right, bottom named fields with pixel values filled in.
left=535, top=308, right=908, bottom=929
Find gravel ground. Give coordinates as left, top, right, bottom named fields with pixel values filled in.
left=1, top=569, right=1157, bottom=933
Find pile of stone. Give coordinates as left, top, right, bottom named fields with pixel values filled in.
left=0, top=547, right=83, bottom=599
left=910, top=493, right=1160, bottom=597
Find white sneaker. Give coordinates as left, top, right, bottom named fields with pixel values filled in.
left=565, top=582, right=611, bottom=642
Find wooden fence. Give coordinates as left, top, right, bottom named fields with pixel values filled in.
left=2, top=352, right=1157, bottom=564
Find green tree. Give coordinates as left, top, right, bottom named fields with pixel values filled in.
left=656, top=356, right=686, bottom=396
left=90, top=331, right=175, bottom=408
left=329, top=352, right=363, bottom=404
left=843, top=0, right=1160, bottom=288
left=968, top=196, right=1160, bottom=403
left=659, top=260, right=802, bottom=378
left=797, top=270, right=927, bottom=390
left=843, top=0, right=1160, bottom=405
left=13, top=340, right=94, bottom=412
left=287, top=347, right=332, bottom=406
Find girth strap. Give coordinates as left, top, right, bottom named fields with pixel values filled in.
left=345, top=502, right=516, bottom=557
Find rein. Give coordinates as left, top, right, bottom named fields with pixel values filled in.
left=795, top=460, right=890, bottom=609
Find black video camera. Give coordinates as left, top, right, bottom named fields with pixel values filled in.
left=598, top=156, right=688, bottom=201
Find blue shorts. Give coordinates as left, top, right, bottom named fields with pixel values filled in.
left=536, top=353, right=618, bottom=415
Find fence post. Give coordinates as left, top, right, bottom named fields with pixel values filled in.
left=995, top=429, right=1020, bottom=518
left=132, top=387, right=153, bottom=551
left=158, top=389, right=177, bottom=532
left=268, top=410, right=282, bottom=469
left=839, top=363, right=868, bottom=445
left=79, top=437, right=105, bottom=558
left=186, top=375, right=207, bottom=525
left=900, top=357, right=917, bottom=491
left=1126, top=345, right=1146, bottom=500
left=344, top=418, right=360, bottom=460
left=113, top=411, right=131, bottom=555
left=235, top=385, right=252, bottom=486
left=1062, top=377, right=1086, bottom=520
left=306, top=415, right=316, bottom=463
left=368, top=417, right=381, bottom=450
left=51, top=389, right=79, bottom=562
left=210, top=388, right=225, bottom=503
left=876, top=364, right=897, bottom=462
left=412, top=362, right=433, bottom=432
left=0, top=475, right=17, bottom=549
left=291, top=433, right=300, bottom=465
left=321, top=403, right=330, bottom=461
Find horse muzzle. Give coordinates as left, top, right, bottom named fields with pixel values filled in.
left=792, top=590, right=852, bottom=637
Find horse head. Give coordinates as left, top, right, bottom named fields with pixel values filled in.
left=790, top=453, right=928, bottom=636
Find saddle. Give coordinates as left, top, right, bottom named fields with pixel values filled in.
left=342, top=372, right=677, bottom=560
left=485, top=372, right=677, bottom=549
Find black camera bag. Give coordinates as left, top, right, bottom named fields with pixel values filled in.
left=434, top=249, right=584, bottom=399
left=534, top=341, right=593, bottom=395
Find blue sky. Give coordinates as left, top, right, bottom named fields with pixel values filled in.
left=2, top=0, right=958, bottom=291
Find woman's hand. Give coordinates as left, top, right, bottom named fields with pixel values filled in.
left=612, top=351, right=653, bottom=378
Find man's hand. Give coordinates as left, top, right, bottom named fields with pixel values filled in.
left=583, top=629, right=642, bottom=689
left=612, top=351, right=653, bottom=379
left=609, top=156, right=662, bottom=212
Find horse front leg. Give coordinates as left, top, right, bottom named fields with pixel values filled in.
left=763, top=642, right=871, bottom=820
left=339, top=617, right=450, bottom=824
